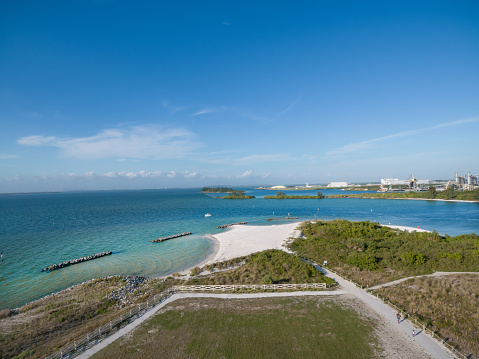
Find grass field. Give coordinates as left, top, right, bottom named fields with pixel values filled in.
left=92, top=296, right=380, bottom=359
left=372, top=274, right=479, bottom=358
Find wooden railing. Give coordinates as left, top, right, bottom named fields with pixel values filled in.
left=45, top=282, right=329, bottom=358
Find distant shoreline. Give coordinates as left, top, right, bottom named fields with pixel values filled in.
left=328, top=196, right=478, bottom=204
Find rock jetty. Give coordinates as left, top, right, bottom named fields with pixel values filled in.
left=41, top=251, right=112, bottom=272
left=216, top=222, right=247, bottom=229
left=267, top=217, right=298, bottom=221
left=152, top=232, right=192, bottom=243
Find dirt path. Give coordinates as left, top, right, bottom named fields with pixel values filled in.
left=369, top=271, right=479, bottom=290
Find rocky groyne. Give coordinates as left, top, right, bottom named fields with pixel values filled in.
left=216, top=222, right=247, bottom=229
left=152, top=232, right=192, bottom=243
left=41, top=251, right=113, bottom=272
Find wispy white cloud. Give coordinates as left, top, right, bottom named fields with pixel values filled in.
left=247, top=97, right=300, bottom=124
left=326, top=117, right=479, bottom=156
left=239, top=169, right=253, bottom=178
left=162, top=100, right=185, bottom=114
left=272, top=97, right=300, bottom=119
left=17, top=125, right=202, bottom=160
left=0, top=153, right=19, bottom=159
left=192, top=106, right=228, bottom=116
left=192, top=108, right=214, bottom=116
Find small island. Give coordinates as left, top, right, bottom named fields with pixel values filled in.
left=201, top=187, right=234, bottom=193
left=220, top=190, right=255, bottom=199
left=264, top=191, right=324, bottom=199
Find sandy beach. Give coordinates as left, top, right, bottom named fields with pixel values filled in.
left=382, top=224, right=431, bottom=233
left=205, top=222, right=302, bottom=265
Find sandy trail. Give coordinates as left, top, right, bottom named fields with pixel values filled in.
left=369, top=271, right=479, bottom=290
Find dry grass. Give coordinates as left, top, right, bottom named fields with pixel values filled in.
left=0, top=276, right=178, bottom=358
left=372, top=274, right=479, bottom=358
left=333, top=265, right=411, bottom=288
left=92, top=296, right=379, bottom=359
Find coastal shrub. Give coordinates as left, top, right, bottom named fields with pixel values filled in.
left=184, top=249, right=336, bottom=287
left=400, top=252, right=426, bottom=266
left=261, top=275, right=273, bottom=284
left=439, top=252, right=463, bottom=261
left=190, top=267, right=202, bottom=276
left=290, top=219, right=479, bottom=286
left=346, top=252, right=378, bottom=270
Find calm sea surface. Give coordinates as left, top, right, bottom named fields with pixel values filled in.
left=1, top=188, right=478, bottom=309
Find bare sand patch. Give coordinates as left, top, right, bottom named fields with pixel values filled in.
left=205, top=222, right=302, bottom=265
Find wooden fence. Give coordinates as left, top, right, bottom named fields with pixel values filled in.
left=45, top=282, right=328, bottom=358
left=173, top=283, right=327, bottom=292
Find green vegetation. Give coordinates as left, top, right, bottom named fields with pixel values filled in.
left=189, top=249, right=336, bottom=287
left=0, top=276, right=179, bottom=358
left=201, top=187, right=234, bottom=193
left=221, top=189, right=255, bottom=199
left=372, top=274, right=479, bottom=357
left=264, top=191, right=324, bottom=199
left=92, top=296, right=378, bottom=359
left=326, top=188, right=479, bottom=201
left=290, top=219, right=479, bottom=287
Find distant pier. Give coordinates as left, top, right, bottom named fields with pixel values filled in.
left=267, top=217, right=298, bottom=221
left=41, top=251, right=112, bottom=272
left=152, top=232, right=192, bottom=243
left=216, top=222, right=247, bottom=229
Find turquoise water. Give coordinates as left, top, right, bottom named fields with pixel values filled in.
left=0, top=188, right=478, bottom=309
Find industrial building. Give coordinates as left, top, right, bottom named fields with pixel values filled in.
left=451, top=170, right=478, bottom=190
left=379, top=175, right=429, bottom=192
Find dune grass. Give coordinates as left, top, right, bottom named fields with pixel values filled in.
left=187, top=249, right=337, bottom=287
left=92, top=296, right=378, bottom=359
left=372, top=274, right=479, bottom=358
left=0, top=276, right=178, bottom=358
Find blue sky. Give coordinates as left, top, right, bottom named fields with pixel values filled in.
left=1, top=1, right=478, bottom=192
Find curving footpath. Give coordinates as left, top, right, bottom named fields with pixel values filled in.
left=316, top=265, right=455, bottom=359
left=369, top=271, right=479, bottom=290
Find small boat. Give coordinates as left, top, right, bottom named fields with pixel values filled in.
left=205, top=213, right=212, bottom=217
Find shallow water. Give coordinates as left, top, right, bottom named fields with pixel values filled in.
left=0, top=188, right=478, bottom=309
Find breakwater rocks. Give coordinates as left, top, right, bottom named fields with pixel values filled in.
left=41, top=251, right=113, bottom=272
left=216, top=222, right=247, bottom=229
left=152, top=232, right=192, bottom=243
left=107, top=276, right=150, bottom=307
left=267, top=217, right=298, bottom=221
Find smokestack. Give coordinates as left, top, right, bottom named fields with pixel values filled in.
left=456, top=171, right=459, bottom=183
left=468, top=171, right=471, bottom=185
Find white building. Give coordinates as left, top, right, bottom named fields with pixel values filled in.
left=327, top=181, right=350, bottom=188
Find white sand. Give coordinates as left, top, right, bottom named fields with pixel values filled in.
left=382, top=224, right=431, bottom=233
left=205, top=222, right=302, bottom=265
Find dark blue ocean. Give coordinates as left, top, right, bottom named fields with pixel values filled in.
left=1, top=188, right=478, bottom=309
